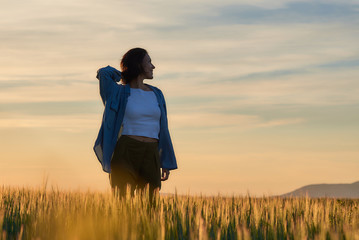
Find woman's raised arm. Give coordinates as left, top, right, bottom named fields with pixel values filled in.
left=96, top=66, right=122, bottom=105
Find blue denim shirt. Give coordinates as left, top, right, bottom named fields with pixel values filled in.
left=93, top=66, right=177, bottom=173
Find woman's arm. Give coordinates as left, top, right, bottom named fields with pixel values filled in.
left=96, top=66, right=122, bottom=105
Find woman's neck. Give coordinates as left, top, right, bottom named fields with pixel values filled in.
left=129, top=76, right=150, bottom=91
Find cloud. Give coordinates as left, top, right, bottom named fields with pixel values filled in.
left=0, top=81, right=99, bottom=103
left=170, top=112, right=304, bottom=132
left=0, top=113, right=100, bottom=132
left=0, top=101, right=100, bottom=115
left=160, top=67, right=359, bottom=109
left=197, top=2, right=359, bottom=26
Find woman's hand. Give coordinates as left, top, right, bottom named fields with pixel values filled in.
left=161, top=168, right=170, bottom=181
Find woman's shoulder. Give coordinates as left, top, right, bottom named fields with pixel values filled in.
left=145, top=84, right=163, bottom=94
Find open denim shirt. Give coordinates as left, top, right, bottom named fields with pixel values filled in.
left=93, top=66, right=177, bottom=173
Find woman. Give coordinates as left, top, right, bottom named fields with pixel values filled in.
left=93, top=48, right=177, bottom=198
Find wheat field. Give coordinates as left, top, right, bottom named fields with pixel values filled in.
left=0, top=186, right=358, bottom=240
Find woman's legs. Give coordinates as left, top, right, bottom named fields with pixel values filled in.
left=136, top=142, right=161, bottom=200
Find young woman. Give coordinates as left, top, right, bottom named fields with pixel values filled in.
left=93, top=48, right=177, bottom=198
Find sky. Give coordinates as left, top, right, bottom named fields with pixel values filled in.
left=0, top=0, right=358, bottom=196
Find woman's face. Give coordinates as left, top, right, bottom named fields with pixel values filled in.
left=141, top=54, right=155, bottom=79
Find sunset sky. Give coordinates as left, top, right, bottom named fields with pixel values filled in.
left=1, top=0, right=358, bottom=196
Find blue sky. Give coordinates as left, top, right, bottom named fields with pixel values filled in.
left=0, top=0, right=358, bottom=195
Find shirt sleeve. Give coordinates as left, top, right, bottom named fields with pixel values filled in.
left=96, top=66, right=122, bottom=105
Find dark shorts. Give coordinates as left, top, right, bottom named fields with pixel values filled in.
left=110, top=135, right=161, bottom=195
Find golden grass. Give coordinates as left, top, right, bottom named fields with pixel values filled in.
left=0, top=186, right=358, bottom=239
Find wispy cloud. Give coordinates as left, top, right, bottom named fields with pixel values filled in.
left=170, top=112, right=304, bottom=132
left=0, top=81, right=99, bottom=103
left=193, top=2, right=359, bottom=26
left=0, top=113, right=100, bottom=132
left=0, top=101, right=100, bottom=115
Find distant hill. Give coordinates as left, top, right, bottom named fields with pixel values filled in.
left=281, top=181, right=359, bottom=198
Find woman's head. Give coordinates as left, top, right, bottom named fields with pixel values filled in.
left=120, top=48, right=155, bottom=84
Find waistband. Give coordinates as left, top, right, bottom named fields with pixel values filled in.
left=120, top=135, right=159, bottom=147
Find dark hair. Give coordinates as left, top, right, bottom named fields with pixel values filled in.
left=120, top=48, right=148, bottom=84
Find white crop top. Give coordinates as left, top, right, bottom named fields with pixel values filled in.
left=121, top=88, right=161, bottom=139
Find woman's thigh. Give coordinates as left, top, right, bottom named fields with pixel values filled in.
left=110, top=136, right=142, bottom=191
left=137, top=143, right=161, bottom=191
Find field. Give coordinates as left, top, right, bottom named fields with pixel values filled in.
left=1, top=186, right=358, bottom=239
